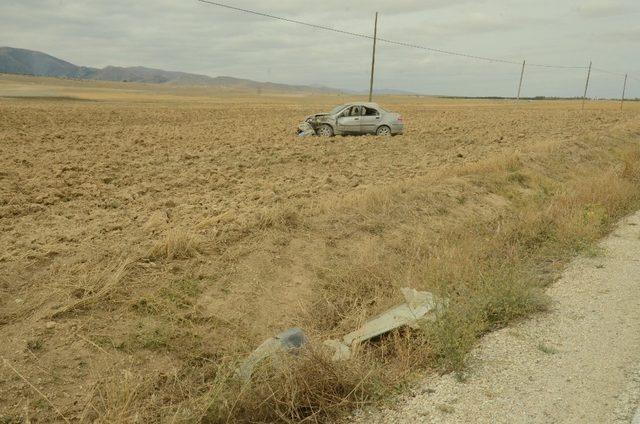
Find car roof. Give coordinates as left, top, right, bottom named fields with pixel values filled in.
left=345, top=102, right=380, bottom=108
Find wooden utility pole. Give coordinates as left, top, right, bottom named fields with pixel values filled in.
left=582, top=61, right=592, bottom=111
left=621, top=73, right=628, bottom=111
left=516, top=60, right=526, bottom=101
left=368, top=12, right=378, bottom=102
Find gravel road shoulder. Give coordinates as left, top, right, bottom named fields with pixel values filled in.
left=353, top=211, right=640, bottom=424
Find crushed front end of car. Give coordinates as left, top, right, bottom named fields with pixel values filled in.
left=296, top=121, right=316, bottom=137
left=296, top=113, right=336, bottom=137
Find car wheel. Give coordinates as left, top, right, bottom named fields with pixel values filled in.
left=317, top=124, right=334, bottom=137
left=376, top=125, right=391, bottom=136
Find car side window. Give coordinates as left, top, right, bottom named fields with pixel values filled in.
left=351, top=106, right=361, bottom=116
left=364, top=107, right=379, bottom=116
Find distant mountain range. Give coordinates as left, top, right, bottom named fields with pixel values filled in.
left=0, top=47, right=417, bottom=95
left=0, top=46, right=343, bottom=92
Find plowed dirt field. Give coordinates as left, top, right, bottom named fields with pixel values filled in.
left=1, top=74, right=639, bottom=422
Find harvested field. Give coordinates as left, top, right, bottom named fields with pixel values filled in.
left=1, top=75, right=640, bottom=422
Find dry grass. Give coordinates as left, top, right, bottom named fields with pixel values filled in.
left=203, top=350, right=386, bottom=423
left=195, top=138, right=640, bottom=422
left=88, top=370, right=143, bottom=423
left=1, top=76, right=640, bottom=423
left=51, top=256, right=139, bottom=318
left=148, top=229, right=202, bottom=260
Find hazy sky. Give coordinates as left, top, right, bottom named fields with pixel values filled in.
left=1, top=0, right=639, bottom=97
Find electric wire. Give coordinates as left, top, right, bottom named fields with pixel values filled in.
left=592, top=67, right=627, bottom=77
left=198, top=0, right=560, bottom=67
left=197, top=0, right=638, bottom=83
left=527, top=63, right=587, bottom=70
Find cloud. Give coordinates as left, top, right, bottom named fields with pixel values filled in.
left=0, top=0, right=638, bottom=97
left=599, top=26, right=640, bottom=42
left=452, top=13, right=519, bottom=34
left=237, top=0, right=474, bottom=16
left=397, top=12, right=520, bottom=41
left=574, top=0, right=634, bottom=17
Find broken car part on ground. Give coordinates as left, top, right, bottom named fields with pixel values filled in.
left=236, top=288, right=442, bottom=380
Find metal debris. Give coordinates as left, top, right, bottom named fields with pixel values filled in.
left=324, top=288, right=441, bottom=361
left=237, top=288, right=444, bottom=379
left=236, top=327, right=307, bottom=381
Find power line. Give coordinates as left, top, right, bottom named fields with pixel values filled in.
left=374, top=36, right=519, bottom=65
left=197, top=0, right=555, bottom=67
left=528, top=63, right=587, bottom=70
left=197, top=1, right=374, bottom=42
left=592, top=67, right=627, bottom=77
left=197, top=0, right=637, bottom=80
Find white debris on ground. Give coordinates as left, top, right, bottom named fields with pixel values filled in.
left=324, top=288, right=441, bottom=361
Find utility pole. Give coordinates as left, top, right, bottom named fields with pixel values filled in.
left=582, top=60, right=592, bottom=111
left=621, top=73, right=628, bottom=111
left=368, top=12, right=378, bottom=102
left=516, top=60, right=526, bottom=101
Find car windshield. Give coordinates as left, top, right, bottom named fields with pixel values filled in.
left=329, top=104, right=349, bottom=115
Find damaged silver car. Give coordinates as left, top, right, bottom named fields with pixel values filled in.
left=298, top=102, right=404, bottom=137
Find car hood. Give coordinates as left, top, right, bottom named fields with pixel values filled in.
left=305, top=113, right=332, bottom=121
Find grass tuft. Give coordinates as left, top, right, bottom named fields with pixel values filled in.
left=203, top=348, right=388, bottom=423
left=148, top=229, right=201, bottom=260
left=537, top=342, right=559, bottom=355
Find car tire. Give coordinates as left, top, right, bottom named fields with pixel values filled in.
left=317, top=124, right=334, bottom=137
left=376, top=125, right=391, bottom=136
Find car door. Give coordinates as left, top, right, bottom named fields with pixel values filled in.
left=360, top=106, right=381, bottom=134
left=336, top=106, right=362, bottom=134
